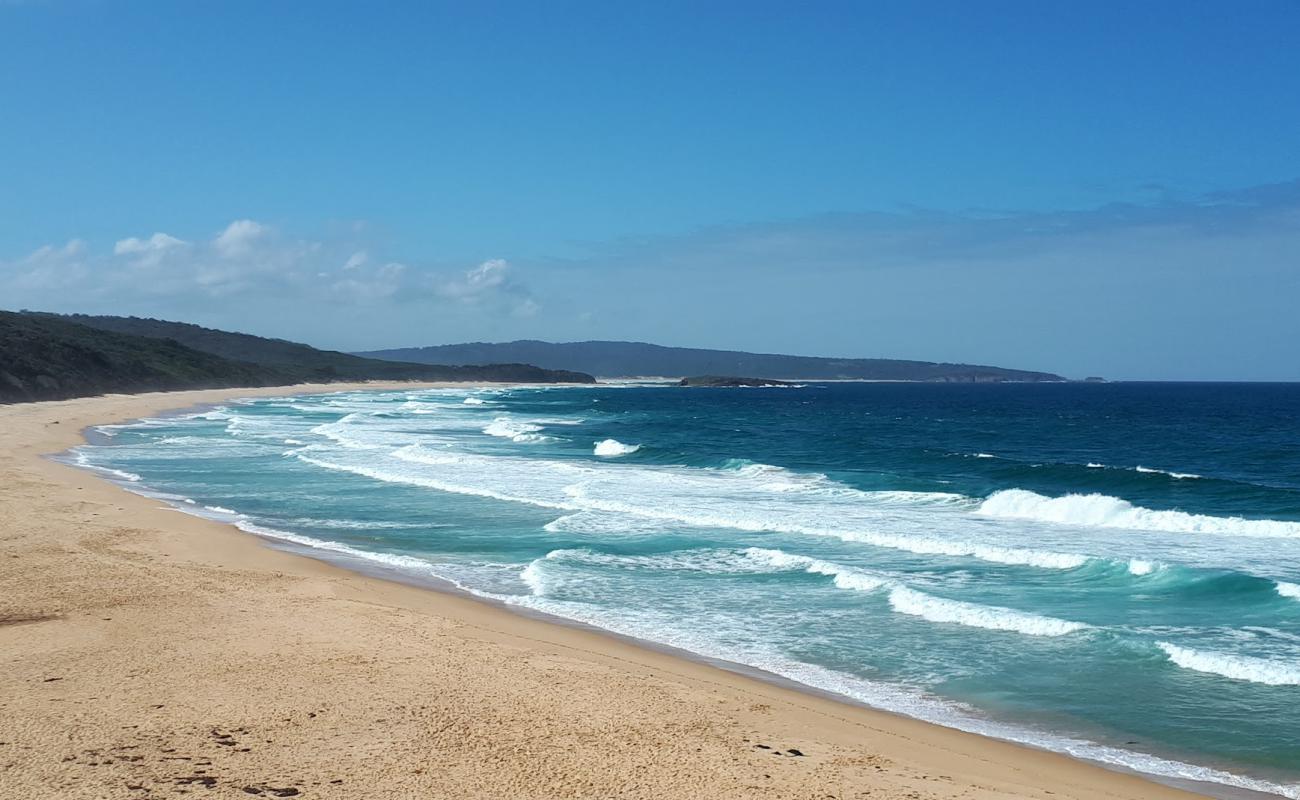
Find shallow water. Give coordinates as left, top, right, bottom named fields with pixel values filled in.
left=73, top=382, right=1300, bottom=797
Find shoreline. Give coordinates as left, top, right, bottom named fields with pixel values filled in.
left=0, top=383, right=1228, bottom=799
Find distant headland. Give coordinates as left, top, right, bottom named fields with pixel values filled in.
left=360, top=340, right=1066, bottom=383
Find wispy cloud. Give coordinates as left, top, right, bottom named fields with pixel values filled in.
left=528, top=180, right=1300, bottom=380
left=561, top=179, right=1300, bottom=275
left=0, top=220, right=538, bottom=317
left=2, top=180, right=1296, bottom=378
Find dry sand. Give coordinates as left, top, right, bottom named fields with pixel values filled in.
left=0, top=383, right=1205, bottom=799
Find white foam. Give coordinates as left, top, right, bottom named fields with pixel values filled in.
left=845, top=531, right=1089, bottom=570
left=237, top=522, right=447, bottom=576
left=538, top=547, right=784, bottom=577
left=1086, top=463, right=1106, bottom=468
left=71, top=451, right=142, bottom=482
left=1135, top=465, right=1202, bottom=480
left=519, top=560, right=547, bottom=595
left=287, top=517, right=440, bottom=531
left=309, top=454, right=571, bottom=510
left=973, top=453, right=997, bottom=459
left=204, top=505, right=240, bottom=515
left=1157, top=642, right=1300, bottom=686
left=743, top=548, right=892, bottom=592
left=594, top=439, right=640, bottom=457
left=1275, top=581, right=1300, bottom=600
left=978, top=489, right=1300, bottom=538
left=463, top=397, right=486, bottom=405
left=888, top=587, right=1089, bottom=637
left=543, top=512, right=679, bottom=535
left=1127, top=559, right=1157, bottom=576
left=295, top=420, right=1096, bottom=573
left=1242, top=626, right=1300, bottom=645
left=483, top=417, right=551, bottom=443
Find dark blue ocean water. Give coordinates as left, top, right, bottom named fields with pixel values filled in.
left=73, top=382, right=1300, bottom=798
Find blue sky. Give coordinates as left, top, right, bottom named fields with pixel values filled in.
left=2, top=1, right=1298, bottom=379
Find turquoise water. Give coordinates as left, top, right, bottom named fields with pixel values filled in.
left=72, top=383, right=1300, bottom=797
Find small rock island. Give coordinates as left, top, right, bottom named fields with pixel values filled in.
left=677, top=375, right=798, bottom=387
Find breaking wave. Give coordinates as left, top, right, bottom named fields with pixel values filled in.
left=1158, top=642, right=1300, bottom=686
left=978, top=489, right=1300, bottom=538
left=1135, top=465, right=1202, bottom=480
left=887, top=586, right=1090, bottom=637
left=1275, top=581, right=1300, bottom=600
left=483, top=417, right=550, bottom=443
left=742, top=547, right=892, bottom=592
left=594, top=439, right=640, bottom=456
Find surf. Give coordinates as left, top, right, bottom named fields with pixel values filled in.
left=978, top=488, right=1300, bottom=538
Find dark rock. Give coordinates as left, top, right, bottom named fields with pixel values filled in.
left=678, top=375, right=797, bottom=388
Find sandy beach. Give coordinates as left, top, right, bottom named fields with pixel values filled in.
left=0, top=383, right=1206, bottom=799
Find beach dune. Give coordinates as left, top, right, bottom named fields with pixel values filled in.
left=0, top=384, right=1202, bottom=799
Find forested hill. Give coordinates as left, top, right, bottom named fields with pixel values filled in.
left=0, top=312, right=594, bottom=403
left=359, top=340, right=1066, bottom=382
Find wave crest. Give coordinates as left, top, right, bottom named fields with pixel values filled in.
left=978, top=489, right=1300, bottom=538
left=483, top=417, right=549, bottom=443
left=743, top=548, right=891, bottom=592
left=887, top=587, right=1090, bottom=637
left=1275, top=581, right=1300, bottom=600
left=594, top=439, right=640, bottom=456
left=1158, top=642, right=1300, bottom=686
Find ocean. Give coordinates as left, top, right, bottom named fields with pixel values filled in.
left=70, top=382, right=1300, bottom=798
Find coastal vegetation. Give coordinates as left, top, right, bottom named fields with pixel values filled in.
left=0, top=311, right=594, bottom=403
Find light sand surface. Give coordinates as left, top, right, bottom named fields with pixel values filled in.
left=1, top=383, right=1206, bottom=799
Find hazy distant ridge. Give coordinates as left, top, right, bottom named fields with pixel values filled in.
left=359, top=340, right=1065, bottom=382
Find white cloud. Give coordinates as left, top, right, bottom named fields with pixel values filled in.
left=441, top=258, right=511, bottom=300
left=513, top=297, right=541, bottom=317
left=214, top=219, right=269, bottom=258
left=1, top=224, right=540, bottom=319
left=113, top=232, right=189, bottom=268
left=26, top=239, right=86, bottom=261
left=9, top=239, right=89, bottom=292
left=114, top=232, right=187, bottom=256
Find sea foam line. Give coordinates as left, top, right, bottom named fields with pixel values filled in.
left=564, top=488, right=1089, bottom=571
left=526, top=545, right=1087, bottom=638
left=72, top=451, right=142, bottom=482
